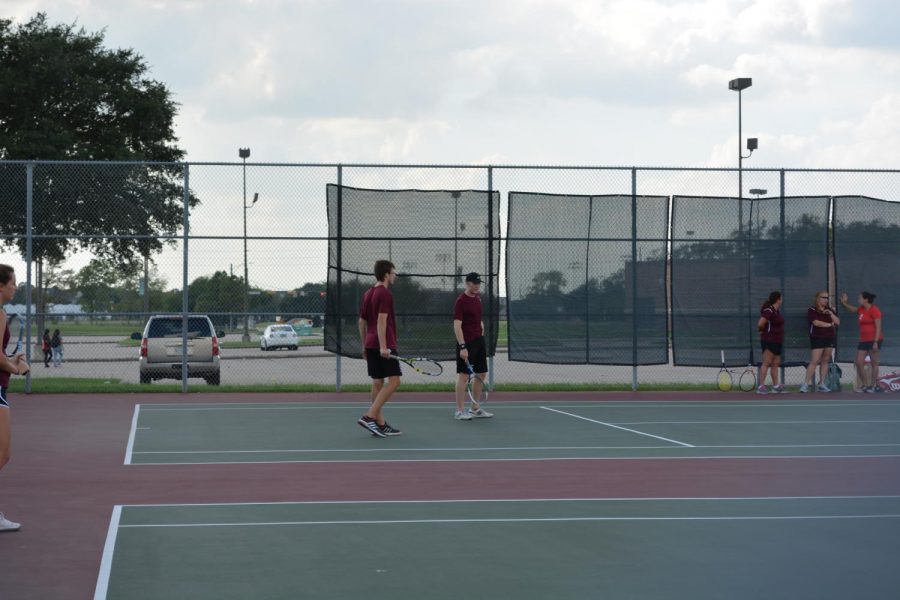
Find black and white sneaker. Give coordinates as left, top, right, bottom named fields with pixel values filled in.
left=379, top=422, right=403, bottom=436
left=358, top=415, right=386, bottom=438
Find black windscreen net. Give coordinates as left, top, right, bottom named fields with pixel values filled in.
left=671, top=195, right=829, bottom=367
left=833, top=196, right=900, bottom=365
left=324, top=185, right=501, bottom=360
left=506, top=192, right=668, bottom=365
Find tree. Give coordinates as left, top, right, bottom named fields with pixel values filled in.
left=75, top=259, right=129, bottom=318
left=43, top=263, right=76, bottom=305
left=188, top=271, right=245, bottom=329
left=112, top=263, right=172, bottom=314
left=527, top=270, right=567, bottom=297
left=0, top=13, right=196, bottom=328
left=280, top=282, right=328, bottom=315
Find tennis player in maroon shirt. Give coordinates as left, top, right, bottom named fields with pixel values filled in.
left=756, top=291, right=785, bottom=394
left=356, top=260, right=402, bottom=437
left=452, top=272, right=493, bottom=420
left=803, top=290, right=840, bottom=393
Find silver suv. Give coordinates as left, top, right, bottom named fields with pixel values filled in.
left=138, top=315, right=221, bottom=385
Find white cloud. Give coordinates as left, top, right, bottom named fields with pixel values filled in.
left=6, top=0, right=900, bottom=291
left=681, top=64, right=734, bottom=88
left=6, top=0, right=900, bottom=168
left=856, top=93, right=900, bottom=138
left=297, top=117, right=452, bottom=163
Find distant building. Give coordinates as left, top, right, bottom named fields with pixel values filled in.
left=2, top=303, right=86, bottom=317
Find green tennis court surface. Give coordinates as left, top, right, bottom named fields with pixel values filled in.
left=97, top=497, right=900, bottom=600
left=127, top=400, right=900, bottom=464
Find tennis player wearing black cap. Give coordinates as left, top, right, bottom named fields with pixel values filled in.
left=453, top=272, right=493, bottom=420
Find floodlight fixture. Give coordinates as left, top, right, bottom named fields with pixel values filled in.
left=729, top=78, right=752, bottom=91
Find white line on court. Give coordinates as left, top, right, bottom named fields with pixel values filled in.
left=612, top=420, right=900, bottom=425
left=137, top=401, right=900, bottom=411
left=118, top=494, right=900, bottom=508
left=694, top=443, right=900, bottom=448
left=93, top=505, right=121, bottom=600
left=130, top=442, right=900, bottom=456
left=540, top=406, right=695, bottom=447
left=132, top=445, right=674, bottom=454
left=116, top=514, right=900, bottom=528
left=127, top=453, right=900, bottom=465
left=123, top=405, right=141, bottom=465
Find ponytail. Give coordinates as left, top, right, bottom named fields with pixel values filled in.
left=761, top=290, right=781, bottom=310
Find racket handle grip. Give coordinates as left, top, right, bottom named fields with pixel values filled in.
left=720, top=350, right=725, bottom=364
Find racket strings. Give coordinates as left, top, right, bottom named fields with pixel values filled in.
left=394, top=356, right=443, bottom=377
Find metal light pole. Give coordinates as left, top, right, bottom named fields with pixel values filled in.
left=239, top=148, right=254, bottom=342
left=728, top=78, right=755, bottom=203
left=729, top=78, right=758, bottom=364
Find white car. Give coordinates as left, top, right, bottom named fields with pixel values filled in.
left=260, top=324, right=299, bottom=351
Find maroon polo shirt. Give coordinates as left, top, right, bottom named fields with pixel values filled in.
left=359, top=285, right=397, bottom=349
left=454, top=292, right=483, bottom=343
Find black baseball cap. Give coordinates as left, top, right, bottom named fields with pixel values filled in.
left=465, top=272, right=482, bottom=283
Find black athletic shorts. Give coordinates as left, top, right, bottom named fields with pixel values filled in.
left=810, top=337, right=835, bottom=349
left=456, top=336, right=488, bottom=374
left=760, top=340, right=782, bottom=356
left=365, top=348, right=402, bottom=379
left=858, top=340, right=885, bottom=351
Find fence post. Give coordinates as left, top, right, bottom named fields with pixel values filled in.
left=585, top=193, right=593, bottom=363
left=780, top=170, right=786, bottom=384
left=336, top=165, right=342, bottom=392
left=631, top=168, right=638, bottom=391
left=181, top=163, right=190, bottom=393
left=25, top=163, right=33, bottom=394
left=487, top=166, right=495, bottom=390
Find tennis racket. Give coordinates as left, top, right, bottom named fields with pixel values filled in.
left=5, top=313, right=24, bottom=357
left=465, top=360, right=488, bottom=407
left=738, top=365, right=757, bottom=392
left=717, top=350, right=733, bottom=391
left=391, top=355, right=443, bottom=376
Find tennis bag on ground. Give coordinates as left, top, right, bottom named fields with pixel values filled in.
left=825, top=360, right=842, bottom=392
left=877, top=371, right=900, bottom=392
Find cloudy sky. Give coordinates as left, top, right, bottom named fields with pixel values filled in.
left=2, top=0, right=900, bottom=293
left=4, top=0, right=900, bottom=168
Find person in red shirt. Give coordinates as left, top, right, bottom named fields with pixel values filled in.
left=356, top=260, right=402, bottom=436
left=0, top=264, right=31, bottom=532
left=452, top=272, right=493, bottom=420
left=756, top=291, right=785, bottom=394
left=802, top=290, right=840, bottom=393
left=841, top=291, right=884, bottom=393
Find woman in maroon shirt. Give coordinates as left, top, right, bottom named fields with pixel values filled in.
left=756, top=291, right=785, bottom=394
left=802, top=290, right=840, bottom=393
left=0, top=264, right=31, bottom=531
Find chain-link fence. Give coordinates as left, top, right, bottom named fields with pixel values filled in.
left=1, top=161, right=898, bottom=391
